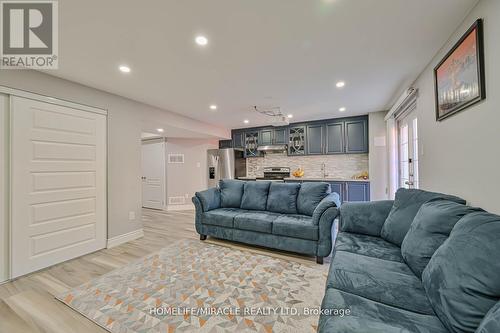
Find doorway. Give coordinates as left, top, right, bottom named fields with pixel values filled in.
left=141, top=138, right=166, bottom=210
left=397, top=112, right=419, bottom=189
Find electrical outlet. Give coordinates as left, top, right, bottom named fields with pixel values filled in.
left=196, top=162, right=201, bottom=168
left=129, top=211, right=136, bottom=220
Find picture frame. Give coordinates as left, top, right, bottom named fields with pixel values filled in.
left=434, top=19, right=485, bottom=121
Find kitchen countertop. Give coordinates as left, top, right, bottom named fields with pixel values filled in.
left=238, top=176, right=369, bottom=182
left=284, top=177, right=370, bottom=182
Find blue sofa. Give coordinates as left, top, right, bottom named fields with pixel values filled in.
left=192, top=179, right=340, bottom=264
left=319, top=188, right=500, bottom=333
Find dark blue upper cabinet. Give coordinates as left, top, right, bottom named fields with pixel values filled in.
left=306, top=124, right=324, bottom=155
left=345, top=119, right=368, bottom=153
left=245, top=131, right=260, bottom=157
left=273, top=127, right=287, bottom=144
left=259, top=128, right=273, bottom=146
left=219, top=140, right=233, bottom=149
left=345, top=182, right=370, bottom=202
left=288, top=126, right=306, bottom=155
left=325, top=122, right=345, bottom=154
left=232, top=131, right=244, bottom=148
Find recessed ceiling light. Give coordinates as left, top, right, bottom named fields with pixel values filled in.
left=243, top=120, right=249, bottom=124
left=157, top=128, right=164, bottom=133
left=336, top=81, right=345, bottom=88
left=119, top=65, right=131, bottom=73
left=195, top=35, right=208, bottom=46
left=209, top=105, right=217, bottom=110
left=339, top=107, right=346, bottom=112
left=287, top=114, right=293, bottom=119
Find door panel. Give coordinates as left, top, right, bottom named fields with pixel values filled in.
left=306, top=124, right=324, bottom=155
left=329, top=182, right=344, bottom=203
left=142, top=140, right=165, bottom=210
left=326, top=122, right=344, bottom=154
left=274, top=128, right=287, bottom=144
left=345, top=182, right=370, bottom=202
left=11, top=97, right=107, bottom=278
left=345, top=120, right=368, bottom=153
left=259, top=129, right=273, bottom=146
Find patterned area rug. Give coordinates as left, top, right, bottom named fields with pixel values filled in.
left=57, top=239, right=328, bottom=332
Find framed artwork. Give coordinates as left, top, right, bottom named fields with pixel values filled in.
left=434, top=19, right=485, bottom=121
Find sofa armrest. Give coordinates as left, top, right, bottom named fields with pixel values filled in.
left=194, top=187, right=221, bottom=212
left=312, top=192, right=341, bottom=225
left=339, top=200, right=394, bottom=237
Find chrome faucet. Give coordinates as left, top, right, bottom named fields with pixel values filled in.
left=321, top=162, right=328, bottom=178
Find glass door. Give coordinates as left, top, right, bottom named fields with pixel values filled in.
left=398, top=113, right=419, bottom=189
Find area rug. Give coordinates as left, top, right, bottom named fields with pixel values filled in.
left=57, top=239, right=328, bottom=332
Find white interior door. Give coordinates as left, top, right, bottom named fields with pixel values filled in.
left=11, top=96, right=107, bottom=278
left=141, top=139, right=165, bottom=210
left=398, top=112, right=419, bottom=189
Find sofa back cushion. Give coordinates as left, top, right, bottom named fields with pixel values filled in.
left=240, top=181, right=271, bottom=210
left=401, top=200, right=481, bottom=278
left=296, top=182, right=330, bottom=216
left=380, top=188, right=465, bottom=246
left=219, top=179, right=245, bottom=208
left=477, top=301, right=500, bottom=333
left=266, top=182, right=300, bottom=214
left=422, top=211, right=500, bottom=333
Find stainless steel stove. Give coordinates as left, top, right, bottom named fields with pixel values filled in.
left=256, top=167, right=290, bottom=182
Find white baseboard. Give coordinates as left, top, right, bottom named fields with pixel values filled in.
left=165, top=203, right=194, bottom=211
left=107, top=229, right=144, bottom=249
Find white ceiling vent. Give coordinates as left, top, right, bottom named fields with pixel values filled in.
left=168, top=154, right=184, bottom=164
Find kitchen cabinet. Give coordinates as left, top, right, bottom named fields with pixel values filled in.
left=259, top=128, right=274, bottom=146
left=345, top=119, right=368, bottom=153
left=283, top=179, right=370, bottom=204
left=274, top=127, right=287, bottom=144
left=329, top=181, right=344, bottom=203
left=219, top=140, right=233, bottom=149
left=245, top=131, right=260, bottom=157
left=344, top=182, right=370, bottom=202
left=306, top=124, right=325, bottom=155
left=325, top=122, right=344, bottom=154
left=227, top=115, right=369, bottom=157
left=288, top=126, right=306, bottom=155
left=232, top=131, right=244, bottom=149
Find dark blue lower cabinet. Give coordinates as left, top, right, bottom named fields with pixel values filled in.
left=344, top=182, right=370, bottom=202
left=284, top=180, right=370, bottom=204
left=329, top=182, right=344, bottom=203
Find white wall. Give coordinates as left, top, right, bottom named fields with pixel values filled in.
left=410, top=0, right=499, bottom=213
left=165, top=139, right=218, bottom=209
left=369, top=111, right=389, bottom=200
left=0, top=94, right=8, bottom=282
left=0, top=70, right=228, bottom=238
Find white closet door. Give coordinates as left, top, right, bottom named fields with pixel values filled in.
left=11, top=96, right=107, bottom=278
left=141, top=139, right=165, bottom=210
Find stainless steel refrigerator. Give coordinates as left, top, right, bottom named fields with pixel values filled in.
left=207, top=148, right=246, bottom=188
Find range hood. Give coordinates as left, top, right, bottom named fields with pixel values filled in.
left=257, top=145, right=288, bottom=152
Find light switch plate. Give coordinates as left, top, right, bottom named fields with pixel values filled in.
left=129, top=211, right=136, bottom=220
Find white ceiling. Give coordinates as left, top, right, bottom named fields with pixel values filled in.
left=49, top=0, right=477, bottom=129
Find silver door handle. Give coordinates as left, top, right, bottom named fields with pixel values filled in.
left=404, top=181, right=414, bottom=186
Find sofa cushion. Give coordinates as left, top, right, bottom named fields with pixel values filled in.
left=202, top=208, right=246, bottom=228
left=380, top=188, right=465, bottom=246
left=195, top=187, right=220, bottom=212
left=296, top=182, right=330, bottom=216
left=318, top=288, right=448, bottom=333
left=233, top=211, right=281, bottom=233
left=477, top=301, right=500, bottom=333
left=272, top=214, right=318, bottom=241
left=335, top=232, right=404, bottom=263
left=219, top=179, right=245, bottom=208
left=422, top=211, right=500, bottom=333
left=401, top=200, right=481, bottom=278
left=266, top=182, right=300, bottom=214
left=328, top=251, right=433, bottom=315
left=240, top=181, right=271, bottom=211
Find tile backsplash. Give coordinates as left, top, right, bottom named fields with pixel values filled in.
left=247, top=152, right=369, bottom=179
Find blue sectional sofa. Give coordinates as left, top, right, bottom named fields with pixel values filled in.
left=192, top=179, right=340, bottom=264
left=319, top=188, right=500, bottom=333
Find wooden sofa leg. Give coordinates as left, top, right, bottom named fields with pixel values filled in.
left=316, top=256, right=324, bottom=265
left=200, top=234, right=207, bottom=241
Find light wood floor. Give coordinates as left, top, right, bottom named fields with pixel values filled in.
left=0, top=209, right=326, bottom=333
